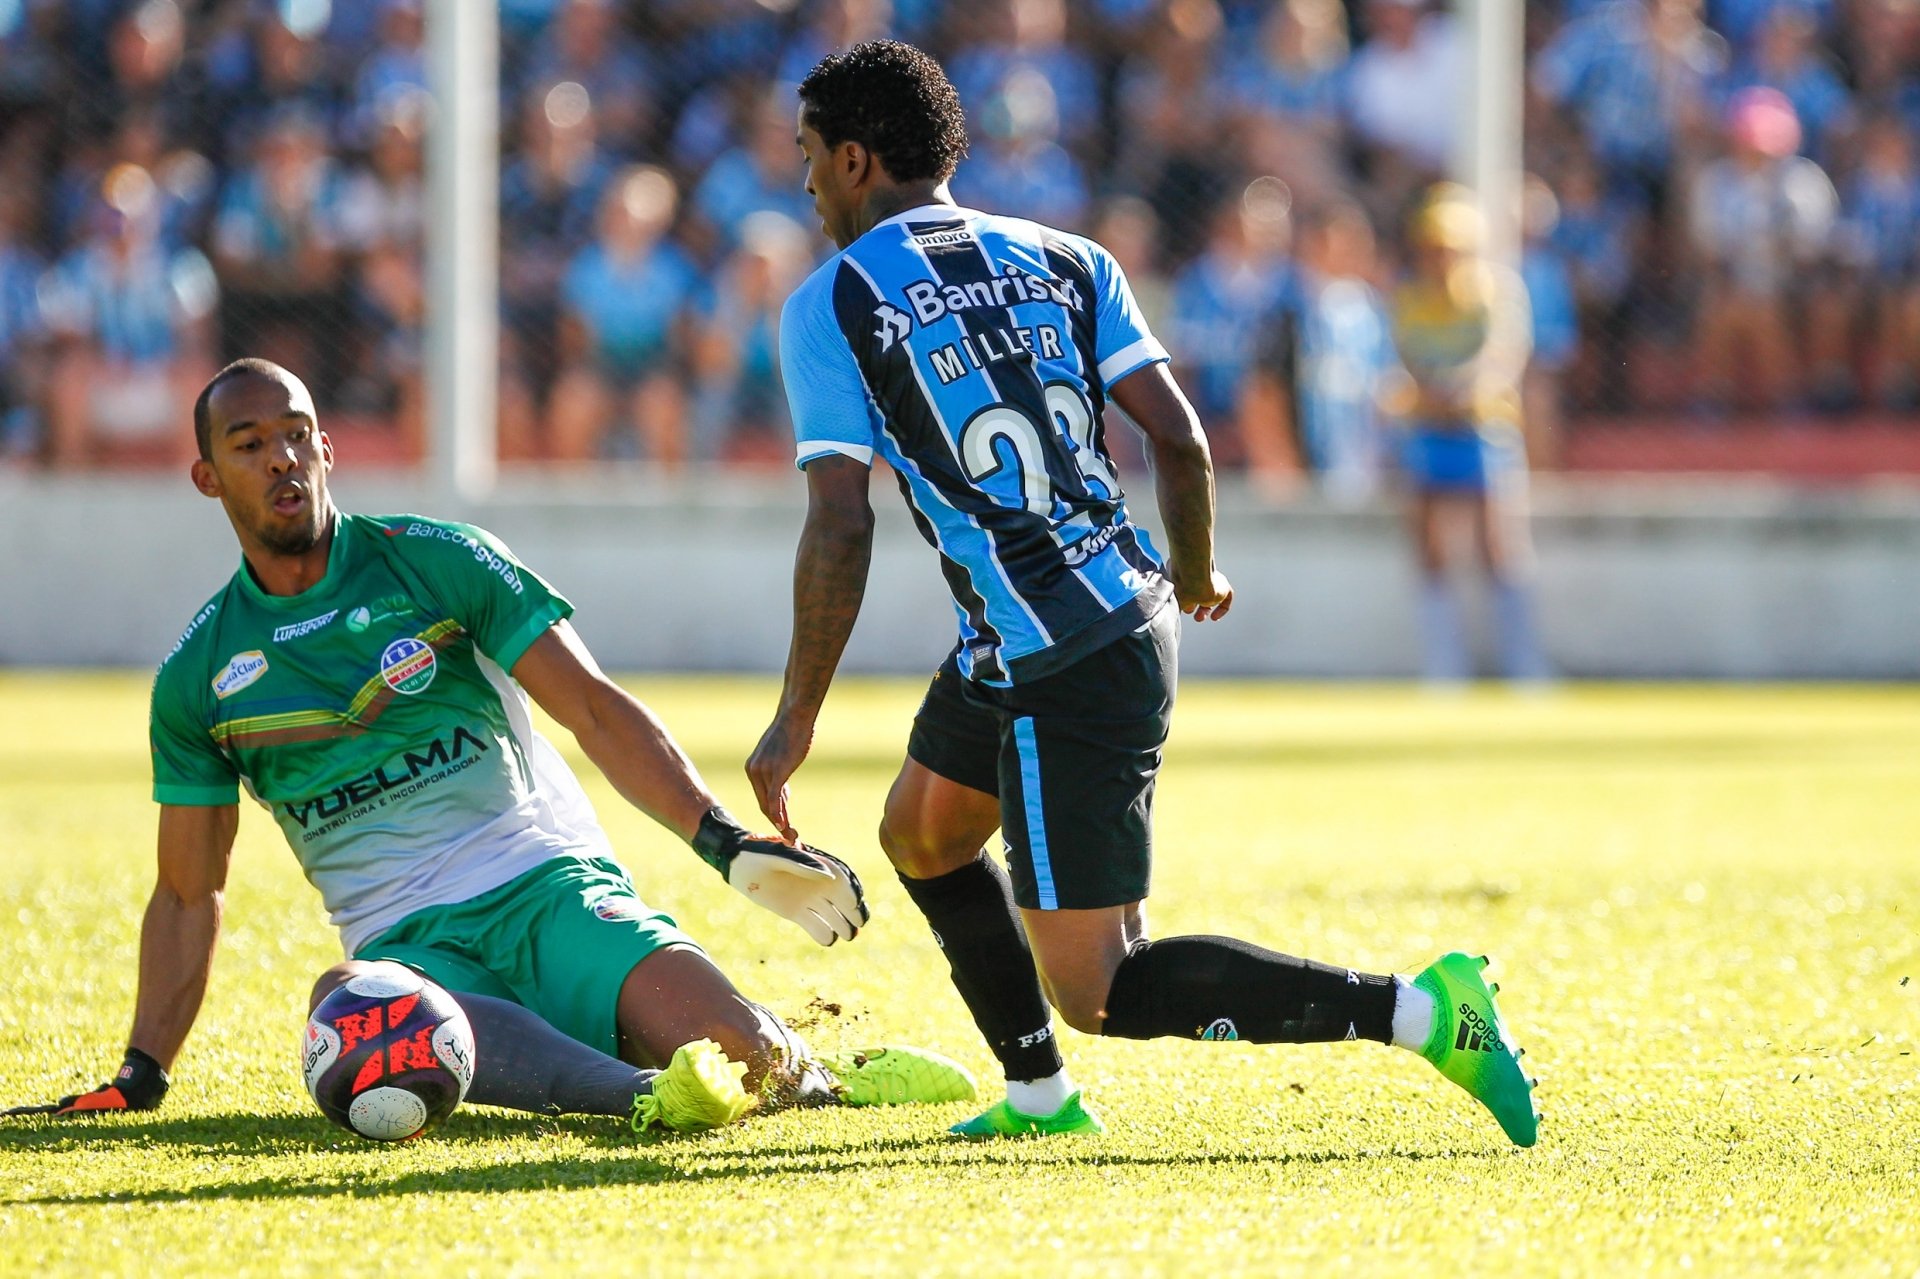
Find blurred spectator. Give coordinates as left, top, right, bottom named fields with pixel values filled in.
left=348, top=0, right=428, bottom=147
left=517, top=0, right=655, bottom=148
left=1724, top=5, right=1853, bottom=162
left=1533, top=0, right=1726, bottom=214
left=688, top=211, right=814, bottom=463
left=1688, top=87, right=1839, bottom=413
left=39, top=163, right=217, bottom=466
left=951, top=69, right=1090, bottom=232
left=1519, top=175, right=1578, bottom=469
left=1707, top=0, right=1832, bottom=55
left=1091, top=196, right=1171, bottom=337
left=336, top=86, right=428, bottom=444
left=660, top=0, right=789, bottom=100
left=1835, top=114, right=1920, bottom=409
left=1842, top=0, right=1920, bottom=137
left=1243, top=200, right=1399, bottom=503
left=1166, top=178, right=1301, bottom=462
left=73, top=0, right=193, bottom=149
left=691, top=91, right=827, bottom=253
left=1385, top=186, right=1544, bottom=685
left=0, top=0, right=66, bottom=120
left=210, top=107, right=348, bottom=395
left=1222, top=0, right=1350, bottom=208
left=549, top=165, right=700, bottom=464
left=52, top=109, right=215, bottom=253
left=0, top=189, right=46, bottom=460
left=499, top=80, right=616, bottom=458
left=1087, top=196, right=1169, bottom=479
left=947, top=0, right=1100, bottom=151
left=1345, top=0, right=1462, bottom=216
left=778, top=0, right=895, bottom=88
left=1546, top=154, right=1638, bottom=411
left=209, top=7, right=343, bottom=163
left=1112, top=0, right=1235, bottom=258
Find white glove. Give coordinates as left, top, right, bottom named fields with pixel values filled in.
left=693, top=808, right=870, bottom=946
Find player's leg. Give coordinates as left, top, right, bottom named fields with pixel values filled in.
left=1409, top=476, right=1470, bottom=684
left=1476, top=444, right=1549, bottom=684
left=880, top=658, right=1082, bottom=1125
left=310, top=959, right=664, bottom=1120
left=613, top=942, right=820, bottom=1092
left=1006, top=608, right=1537, bottom=1144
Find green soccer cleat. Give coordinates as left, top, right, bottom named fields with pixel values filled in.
left=630, top=1038, right=755, bottom=1134
left=818, top=1046, right=979, bottom=1106
left=949, top=1091, right=1105, bottom=1138
left=1414, top=952, right=1539, bottom=1147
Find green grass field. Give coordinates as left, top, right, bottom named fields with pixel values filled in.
left=2, top=673, right=1916, bottom=1277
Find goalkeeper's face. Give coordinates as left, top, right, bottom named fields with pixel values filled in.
left=193, top=370, right=335, bottom=558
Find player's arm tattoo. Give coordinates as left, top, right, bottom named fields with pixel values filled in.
left=779, top=456, right=876, bottom=723
left=1110, top=362, right=1219, bottom=588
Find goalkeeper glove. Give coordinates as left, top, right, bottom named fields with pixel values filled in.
left=692, top=807, right=869, bottom=946
left=4, top=1047, right=169, bottom=1116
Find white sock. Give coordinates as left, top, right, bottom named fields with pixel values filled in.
left=1390, top=976, right=1436, bottom=1053
left=1005, top=1069, right=1076, bottom=1116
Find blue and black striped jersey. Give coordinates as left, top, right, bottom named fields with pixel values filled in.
left=780, top=203, right=1173, bottom=686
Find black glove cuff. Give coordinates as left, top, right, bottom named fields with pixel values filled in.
left=691, top=807, right=747, bottom=876
left=118, top=1047, right=170, bottom=1108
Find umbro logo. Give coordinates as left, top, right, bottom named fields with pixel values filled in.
left=874, top=303, right=911, bottom=351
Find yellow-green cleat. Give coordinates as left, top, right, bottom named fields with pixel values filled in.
left=630, top=1038, right=754, bottom=1134
left=1414, top=952, right=1539, bottom=1147
left=818, top=1046, right=979, bottom=1106
left=950, top=1091, right=1105, bottom=1138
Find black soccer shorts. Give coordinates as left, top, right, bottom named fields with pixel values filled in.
left=907, top=603, right=1176, bottom=910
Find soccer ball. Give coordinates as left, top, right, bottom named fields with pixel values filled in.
left=302, top=962, right=475, bottom=1141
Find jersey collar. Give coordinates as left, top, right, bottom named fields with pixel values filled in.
left=233, top=511, right=355, bottom=611
left=873, top=202, right=969, bottom=231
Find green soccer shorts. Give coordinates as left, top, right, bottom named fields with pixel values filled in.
left=356, top=855, right=702, bottom=1057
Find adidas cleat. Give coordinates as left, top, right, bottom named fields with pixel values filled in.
left=1414, top=952, right=1538, bottom=1147
left=950, top=1091, right=1105, bottom=1138
left=818, top=1045, right=979, bottom=1106
left=631, top=1038, right=754, bottom=1134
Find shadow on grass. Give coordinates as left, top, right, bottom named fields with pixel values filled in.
left=3, top=1120, right=1483, bottom=1204
left=0, top=1107, right=601, bottom=1158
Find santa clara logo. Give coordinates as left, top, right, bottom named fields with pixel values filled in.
left=379, top=637, right=437, bottom=695
left=213, top=651, right=268, bottom=699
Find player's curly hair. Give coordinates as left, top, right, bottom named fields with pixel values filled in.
left=798, top=40, right=969, bottom=184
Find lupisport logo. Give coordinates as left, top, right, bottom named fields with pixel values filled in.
left=379, top=637, right=437, bottom=695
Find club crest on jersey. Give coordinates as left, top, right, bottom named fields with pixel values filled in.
left=379, top=637, right=437, bottom=695
left=1201, top=1018, right=1240, bottom=1042
left=213, top=651, right=269, bottom=699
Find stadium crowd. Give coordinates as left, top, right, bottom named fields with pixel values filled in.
left=0, top=0, right=1916, bottom=479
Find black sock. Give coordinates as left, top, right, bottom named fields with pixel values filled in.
left=456, top=992, right=656, bottom=1117
left=896, top=856, right=1064, bottom=1082
left=1101, top=936, right=1396, bottom=1044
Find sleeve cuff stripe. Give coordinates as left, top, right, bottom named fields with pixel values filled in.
left=796, top=441, right=875, bottom=468
left=1098, top=339, right=1169, bottom=387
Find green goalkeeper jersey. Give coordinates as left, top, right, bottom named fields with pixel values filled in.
left=150, top=512, right=616, bottom=954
